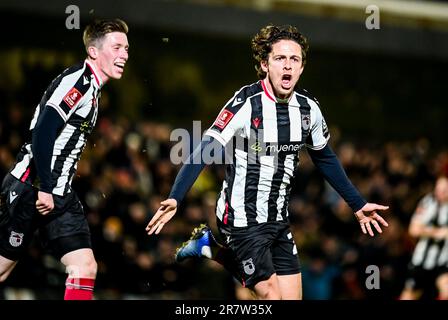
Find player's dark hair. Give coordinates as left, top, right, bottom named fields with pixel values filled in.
left=83, top=18, right=128, bottom=51
left=251, top=24, right=309, bottom=79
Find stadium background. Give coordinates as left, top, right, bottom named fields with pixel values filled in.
left=0, top=0, right=447, bottom=299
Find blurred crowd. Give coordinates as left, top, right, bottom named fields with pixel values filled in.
left=1, top=72, right=448, bottom=301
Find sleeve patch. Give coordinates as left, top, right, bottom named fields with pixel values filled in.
left=63, top=87, right=83, bottom=109
left=214, top=109, right=234, bottom=129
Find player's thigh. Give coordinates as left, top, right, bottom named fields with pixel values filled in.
left=278, top=273, right=302, bottom=300
left=42, top=192, right=92, bottom=260
left=271, top=224, right=301, bottom=276
left=0, top=256, right=17, bottom=280
left=218, top=221, right=277, bottom=289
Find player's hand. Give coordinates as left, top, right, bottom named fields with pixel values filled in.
left=36, top=191, right=54, bottom=215
left=146, top=198, right=178, bottom=235
left=354, top=203, right=389, bottom=237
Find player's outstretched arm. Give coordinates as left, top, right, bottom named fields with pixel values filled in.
left=146, top=199, right=178, bottom=235
left=145, top=136, right=225, bottom=236
left=308, top=145, right=390, bottom=236
left=354, top=203, right=389, bottom=237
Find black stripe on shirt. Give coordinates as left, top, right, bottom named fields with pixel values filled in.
left=224, top=137, right=238, bottom=226
left=295, top=95, right=312, bottom=145
left=267, top=103, right=291, bottom=221
left=52, top=113, right=89, bottom=193
left=62, top=109, right=96, bottom=194
left=244, top=95, right=263, bottom=225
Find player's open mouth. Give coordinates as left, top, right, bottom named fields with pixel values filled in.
left=281, top=74, right=292, bottom=87
left=114, top=62, right=125, bottom=72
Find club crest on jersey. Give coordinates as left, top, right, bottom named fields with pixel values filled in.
left=242, top=258, right=255, bottom=275
left=252, top=117, right=261, bottom=128
left=63, top=87, right=83, bottom=109
left=9, top=231, right=24, bottom=247
left=301, top=114, right=310, bottom=131
left=214, top=110, right=234, bottom=129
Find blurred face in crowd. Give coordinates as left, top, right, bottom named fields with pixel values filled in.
left=435, top=176, right=448, bottom=203
left=88, top=32, right=129, bottom=83
left=261, top=39, right=304, bottom=100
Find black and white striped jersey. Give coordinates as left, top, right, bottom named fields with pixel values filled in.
left=410, top=194, right=448, bottom=270
left=10, top=60, right=102, bottom=196
left=205, top=80, right=330, bottom=227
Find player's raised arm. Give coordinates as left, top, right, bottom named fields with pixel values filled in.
left=308, top=144, right=389, bottom=236
left=146, top=136, right=225, bottom=235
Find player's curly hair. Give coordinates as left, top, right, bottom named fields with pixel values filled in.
left=251, top=24, right=309, bottom=79
left=83, top=18, right=128, bottom=51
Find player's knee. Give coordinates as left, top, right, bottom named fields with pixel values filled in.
left=254, top=276, right=281, bottom=300
left=256, top=285, right=281, bottom=300
left=66, top=257, right=97, bottom=279
left=82, top=258, right=97, bottom=278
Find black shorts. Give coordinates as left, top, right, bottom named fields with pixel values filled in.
left=217, top=219, right=301, bottom=288
left=0, top=174, right=91, bottom=261
left=404, top=264, right=448, bottom=295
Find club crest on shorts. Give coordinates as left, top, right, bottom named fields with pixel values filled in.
left=9, top=231, right=24, bottom=247
left=242, top=258, right=255, bottom=275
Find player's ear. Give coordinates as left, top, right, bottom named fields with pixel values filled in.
left=87, top=46, right=99, bottom=59
left=260, top=60, right=268, bottom=73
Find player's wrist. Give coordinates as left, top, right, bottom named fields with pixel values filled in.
left=38, top=189, right=53, bottom=196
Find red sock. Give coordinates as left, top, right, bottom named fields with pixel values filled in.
left=64, top=278, right=95, bottom=300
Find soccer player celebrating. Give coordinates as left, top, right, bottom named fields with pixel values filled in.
left=147, top=24, right=389, bottom=300
left=0, top=18, right=129, bottom=300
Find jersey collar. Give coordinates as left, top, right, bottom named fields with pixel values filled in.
left=85, top=60, right=103, bottom=88
left=260, top=79, right=299, bottom=107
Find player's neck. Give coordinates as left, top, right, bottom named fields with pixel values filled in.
left=85, top=58, right=106, bottom=86
left=262, top=78, right=291, bottom=104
